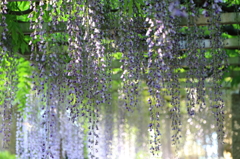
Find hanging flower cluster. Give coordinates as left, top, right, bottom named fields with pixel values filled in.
left=144, top=0, right=185, bottom=154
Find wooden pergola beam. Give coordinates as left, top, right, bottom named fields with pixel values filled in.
left=179, top=13, right=240, bottom=26
left=17, top=13, right=240, bottom=34
left=179, top=38, right=240, bottom=50
left=179, top=56, right=240, bottom=68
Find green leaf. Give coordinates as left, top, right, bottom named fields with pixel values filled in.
left=134, top=0, right=144, bottom=15
left=129, top=0, right=133, bottom=15
left=124, top=0, right=128, bottom=13
left=113, top=52, right=122, bottom=60
left=20, top=42, right=29, bottom=54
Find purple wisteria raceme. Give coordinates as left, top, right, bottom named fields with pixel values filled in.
left=168, top=0, right=187, bottom=17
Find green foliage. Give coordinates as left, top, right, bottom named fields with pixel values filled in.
left=4, top=2, right=29, bottom=53
left=222, top=65, right=240, bottom=87
left=5, top=16, right=28, bottom=53
left=221, top=49, right=240, bottom=87
left=123, top=0, right=144, bottom=16
left=225, top=48, right=240, bottom=57
left=224, top=0, right=240, bottom=5
left=0, top=55, right=31, bottom=111
left=0, top=55, right=10, bottom=105
left=15, top=58, right=32, bottom=111
left=0, top=151, right=16, bottom=159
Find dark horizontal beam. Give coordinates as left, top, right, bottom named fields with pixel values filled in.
left=7, top=9, right=33, bottom=15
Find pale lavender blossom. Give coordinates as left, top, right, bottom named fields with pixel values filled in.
left=169, top=0, right=188, bottom=17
